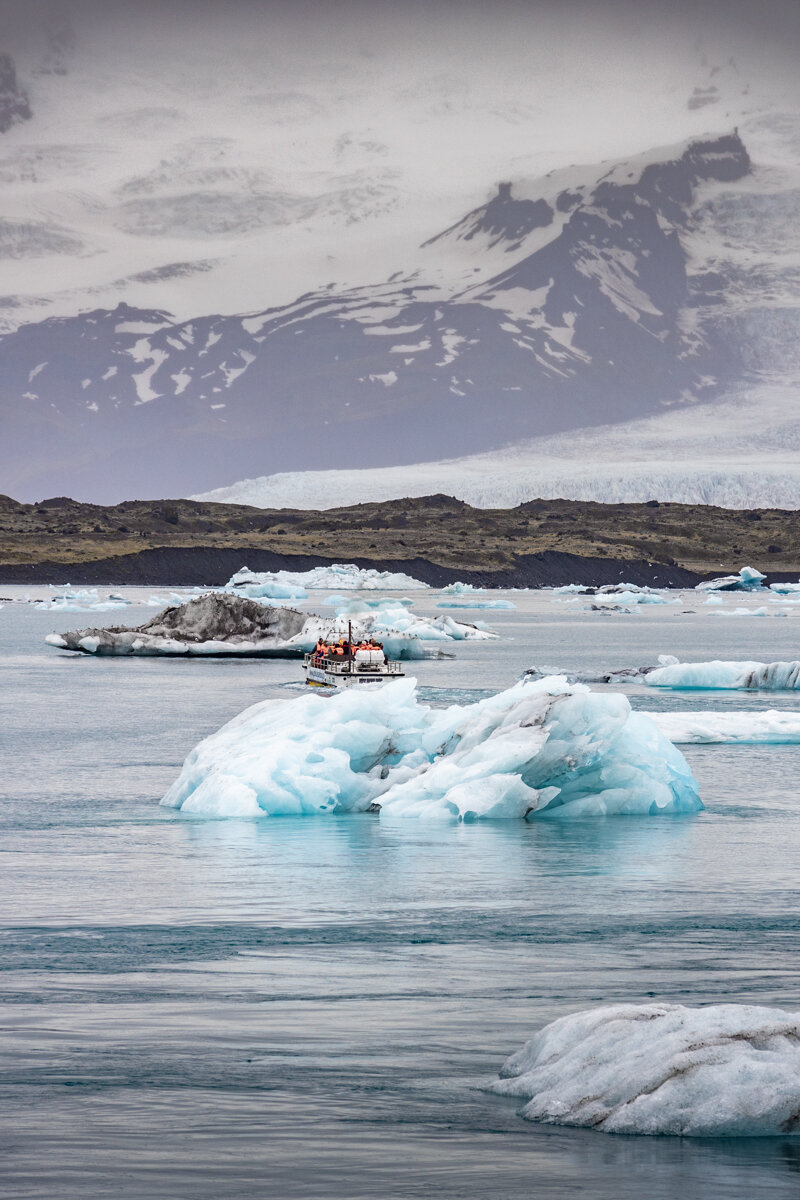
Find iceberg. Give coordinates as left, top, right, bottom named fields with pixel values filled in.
left=696, top=566, right=766, bottom=592
left=226, top=563, right=428, bottom=598
left=488, top=1002, right=800, bottom=1136
left=650, top=710, right=800, bottom=743
left=440, top=581, right=484, bottom=595
left=161, top=676, right=702, bottom=821
left=527, top=656, right=800, bottom=692
left=770, top=581, right=800, bottom=594
left=645, top=659, right=800, bottom=690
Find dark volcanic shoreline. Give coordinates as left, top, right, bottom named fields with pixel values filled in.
left=0, top=546, right=704, bottom=588
left=3, top=492, right=800, bottom=587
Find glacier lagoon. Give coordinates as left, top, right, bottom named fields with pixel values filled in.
left=3, top=586, right=800, bottom=1199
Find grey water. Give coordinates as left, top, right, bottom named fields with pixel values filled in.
left=2, top=588, right=800, bottom=1199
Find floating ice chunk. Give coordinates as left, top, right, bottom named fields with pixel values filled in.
left=551, top=584, right=589, bottom=594
left=696, top=566, right=766, bottom=592
left=437, top=598, right=516, bottom=610
left=588, top=589, right=672, bottom=607
left=770, top=581, right=800, bottom=594
left=650, top=710, right=800, bottom=743
left=488, top=1002, right=800, bottom=1136
left=226, top=563, right=428, bottom=594
left=440, top=581, right=484, bottom=594
left=645, top=659, right=800, bottom=690
left=44, top=632, right=67, bottom=649
left=704, top=594, right=724, bottom=605
left=162, top=676, right=702, bottom=821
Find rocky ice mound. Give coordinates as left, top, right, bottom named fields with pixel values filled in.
left=227, top=563, right=428, bottom=599
left=161, top=676, right=702, bottom=820
left=696, top=566, right=766, bottom=592
left=489, top=1003, right=800, bottom=1136
left=45, top=593, right=310, bottom=657
left=650, top=710, right=800, bottom=743
left=645, top=659, right=800, bottom=690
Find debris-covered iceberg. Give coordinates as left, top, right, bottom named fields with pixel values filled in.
left=696, top=566, right=766, bottom=592
left=226, top=563, right=428, bottom=599
left=161, top=676, right=702, bottom=820
left=650, top=710, right=800, bottom=743
left=488, top=1002, right=800, bottom=1136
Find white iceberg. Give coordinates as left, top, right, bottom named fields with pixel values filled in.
left=440, top=581, right=484, bottom=594
left=488, top=1002, right=800, bottom=1136
left=645, top=659, right=800, bottom=690
left=586, top=589, right=672, bottom=608
left=770, top=581, right=800, bottom=594
left=696, top=566, right=766, bottom=592
left=226, top=563, right=428, bottom=598
left=303, top=598, right=495, bottom=652
left=551, top=584, right=590, bottom=594
left=650, top=710, right=800, bottom=743
left=161, top=676, right=702, bottom=821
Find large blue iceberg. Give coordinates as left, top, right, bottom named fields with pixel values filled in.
left=489, top=1002, right=800, bottom=1136
left=161, top=677, right=702, bottom=820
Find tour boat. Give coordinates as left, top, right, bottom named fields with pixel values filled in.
left=302, top=646, right=404, bottom=688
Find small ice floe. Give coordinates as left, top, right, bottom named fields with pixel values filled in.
left=770, top=580, right=800, bottom=594
left=488, top=1002, right=800, bottom=1136
left=709, top=606, right=779, bottom=618
left=437, top=598, right=516, bottom=610
left=696, top=566, right=766, bottom=592
left=161, top=675, right=701, bottom=820
left=225, top=563, right=428, bottom=600
left=650, top=710, right=800, bottom=743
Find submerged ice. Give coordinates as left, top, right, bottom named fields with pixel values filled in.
left=489, top=1003, right=800, bottom=1137
left=161, top=676, right=702, bottom=821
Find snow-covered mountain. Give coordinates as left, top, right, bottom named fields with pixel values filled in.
left=2, top=4, right=800, bottom=504
left=4, top=125, right=791, bottom=503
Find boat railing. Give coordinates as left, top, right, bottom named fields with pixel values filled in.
left=303, top=653, right=403, bottom=675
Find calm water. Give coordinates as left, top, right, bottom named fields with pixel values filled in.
left=2, top=587, right=800, bottom=1199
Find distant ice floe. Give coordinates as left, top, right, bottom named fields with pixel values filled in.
left=488, top=1003, right=800, bottom=1136
left=651, top=710, right=800, bottom=743
left=35, top=588, right=133, bottom=613
left=770, top=581, right=800, bottom=594
left=553, top=583, right=673, bottom=609
left=696, top=566, right=766, bottom=591
left=161, top=676, right=701, bottom=820
left=437, top=598, right=516, bottom=610
left=226, top=563, right=428, bottom=600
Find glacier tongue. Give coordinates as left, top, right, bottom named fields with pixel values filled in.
left=161, top=676, right=702, bottom=821
left=488, top=1002, right=800, bottom=1136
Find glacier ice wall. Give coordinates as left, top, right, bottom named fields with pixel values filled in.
left=161, top=677, right=702, bottom=821
left=489, top=1003, right=800, bottom=1136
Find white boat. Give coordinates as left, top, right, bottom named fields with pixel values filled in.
left=302, top=646, right=405, bottom=688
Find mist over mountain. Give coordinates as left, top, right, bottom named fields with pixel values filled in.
left=2, top=1, right=800, bottom=504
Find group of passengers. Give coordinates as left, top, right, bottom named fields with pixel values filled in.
left=312, top=636, right=386, bottom=665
